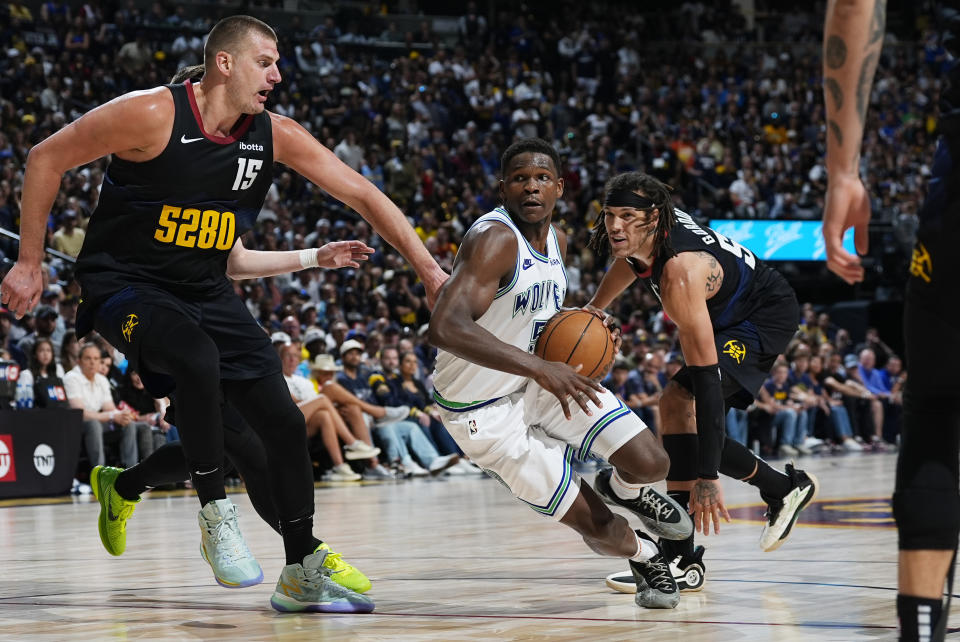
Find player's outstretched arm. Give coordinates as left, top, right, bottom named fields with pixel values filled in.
left=270, top=113, right=448, bottom=306
left=226, top=237, right=374, bottom=279
left=588, top=258, right=638, bottom=311
left=0, top=88, right=174, bottom=316
left=660, top=254, right=731, bottom=535
left=428, top=222, right=603, bottom=419
left=821, top=0, right=885, bottom=283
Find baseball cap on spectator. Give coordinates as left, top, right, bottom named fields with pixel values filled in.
left=667, top=351, right=684, bottom=365
left=309, top=353, right=342, bottom=372
left=612, top=358, right=630, bottom=372
left=33, top=305, right=58, bottom=320
left=844, top=354, right=859, bottom=369
left=271, top=331, right=292, bottom=344
left=303, top=327, right=325, bottom=346
left=340, top=339, right=365, bottom=355
left=316, top=218, right=330, bottom=228
left=345, top=328, right=367, bottom=341
left=385, top=323, right=401, bottom=335
left=333, top=220, right=348, bottom=229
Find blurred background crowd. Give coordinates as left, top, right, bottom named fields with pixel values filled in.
left=0, top=0, right=944, bottom=483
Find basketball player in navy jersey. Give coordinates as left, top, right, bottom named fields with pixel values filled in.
left=1, top=15, right=446, bottom=613
left=822, top=4, right=960, bottom=639
left=588, top=171, right=818, bottom=594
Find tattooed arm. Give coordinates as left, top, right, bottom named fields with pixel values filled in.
left=821, top=0, right=886, bottom=284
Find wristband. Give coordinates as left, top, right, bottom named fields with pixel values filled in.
left=298, top=248, right=319, bottom=269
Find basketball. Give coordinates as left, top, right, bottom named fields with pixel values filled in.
left=534, top=309, right=615, bottom=380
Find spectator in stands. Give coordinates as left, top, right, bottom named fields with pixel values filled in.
left=857, top=348, right=893, bottom=449
left=59, top=329, right=79, bottom=372
left=339, top=339, right=458, bottom=476
left=392, top=349, right=471, bottom=468
left=757, top=363, right=808, bottom=457
left=51, top=211, right=84, bottom=258
left=17, top=337, right=65, bottom=408
left=64, top=343, right=139, bottom=469
left=117, top=370, right=172, bottom=455
left=279, top=342, right=380, bottom=481
left=810, top=354, right=863, bottom=452
left=16, top=304, right=61, bottom=365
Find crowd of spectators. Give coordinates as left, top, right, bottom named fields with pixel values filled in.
left=0, top=1, right=939, bottom=481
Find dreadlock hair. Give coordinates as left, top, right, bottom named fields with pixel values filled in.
left=171, top=64, right=205, bottom=84
left=500, top=138, right=561, bottom=177
left=588, top=171, right=677, bottom=262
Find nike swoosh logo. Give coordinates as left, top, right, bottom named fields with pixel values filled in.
left=181, top=135, right=204, bottom=144
left=107, top=504, right=118, bottom=521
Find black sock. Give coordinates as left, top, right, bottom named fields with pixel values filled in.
left=668, top=489, right=690, bottom=512
left=661, top=532, right=695, bottom=560
left=897, top=594, right=943, bottom=641
left=280, top=515, right=316, bottom=565
left=191, top=466, right=227, bottom=506
left=747, top=459, right=793, bottom=505
left=114, top=442, right=191, bottom=501
left=312, top=537, right=323, bottom=551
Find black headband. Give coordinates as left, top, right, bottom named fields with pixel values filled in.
left=604, top=189, right=658, bottom=210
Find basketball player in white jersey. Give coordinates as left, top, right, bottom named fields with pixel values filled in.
left=428, top=138, right=692, bottom=609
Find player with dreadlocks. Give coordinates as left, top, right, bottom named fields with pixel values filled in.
left=585, top=171, right=819, bottom=596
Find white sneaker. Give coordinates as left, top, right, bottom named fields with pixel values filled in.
left=778, top=444, right=799, bottom=457
left=444, top=460, right=468, bottom=475
left=428, top=453, right=460, bottom=475
left=794, top=444, right=813, bottom=456
left=325, top=463, right=362, bottom=481
left=199, top=498, right=263, bottom=588
left=803, top=437, right=824, bottom=449
left=401, top=458, right=429, bottom=477
left=361, top=464, right=396, bottom=480
left=343, top=441, right=381, bottom=460
left=375, top=406, right=410, bottom=426
left=842, top=438, right=864, bottom=452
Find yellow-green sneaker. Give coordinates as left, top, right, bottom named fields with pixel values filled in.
left=316, top=542, right=371, bottom=594
left=91, top=465, right=140, bottom=556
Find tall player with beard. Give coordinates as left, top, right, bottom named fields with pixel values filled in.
left=0, top=16, right=446, bottom=613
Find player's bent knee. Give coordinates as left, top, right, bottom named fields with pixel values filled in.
left=894, top=461, right=960, bottom=550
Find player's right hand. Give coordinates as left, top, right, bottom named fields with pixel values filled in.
left=0, top=261, right=44, bottom=319
left=822, top=172, right=871, bottom=284
left=532, top=361, right=604, bottom=420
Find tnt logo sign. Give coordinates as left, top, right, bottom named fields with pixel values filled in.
left=0, top=434, right=16, bottom=482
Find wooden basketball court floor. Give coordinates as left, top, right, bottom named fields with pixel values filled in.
left=0, top=452, right=948, bottom=640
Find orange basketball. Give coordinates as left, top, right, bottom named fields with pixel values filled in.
left=534, top=309, right=615, bottom=380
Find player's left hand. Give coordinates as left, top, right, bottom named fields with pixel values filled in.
left=315, top=240, right=375, bottom=269
left=823, top=172, right=871, bottom=284
left=583, top=304, right=622, bottom=354
left=689, top=477, right=731, bottom=536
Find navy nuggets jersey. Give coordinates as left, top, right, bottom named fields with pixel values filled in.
left=626, top=209, right=793, bottom=332
left=76, top=80, right=273, bottom=301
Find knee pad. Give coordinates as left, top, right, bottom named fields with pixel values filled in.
left=894, top=461, right=960, bottom=550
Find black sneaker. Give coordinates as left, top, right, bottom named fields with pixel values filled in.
left=759, top=463, right=819, bottom=552
left=605, top=544, right=706, bottom=594
left=593, top=468, right=693, bottom=540
left=630, top=532, right=680, bottom=609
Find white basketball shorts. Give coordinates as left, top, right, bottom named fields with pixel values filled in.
left=436, top=381, right=646, bottom=521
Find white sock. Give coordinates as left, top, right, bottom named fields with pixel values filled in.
left=610, top=469, right=642, bottom=500
left=630, top=533, right=658, bottom=563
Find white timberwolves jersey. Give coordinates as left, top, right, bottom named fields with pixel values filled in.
left=433, top=208, right=568, bottom=408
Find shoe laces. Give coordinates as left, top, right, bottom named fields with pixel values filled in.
left=206, top=507, right=250, bottom=564
left=109, top=493, right=136, bottom=528
left=639, top=488, right=675, bottom=521
left=644, top=557, right=676, bottom=592
left=320, top=548, right=348, bottom=573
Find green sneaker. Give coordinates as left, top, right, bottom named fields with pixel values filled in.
left=316, top=542, right=371, bottom=594
left=91, top=465, right=140, bottom=556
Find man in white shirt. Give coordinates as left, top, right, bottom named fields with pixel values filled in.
left=63, top=343, right=138, bottom=468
